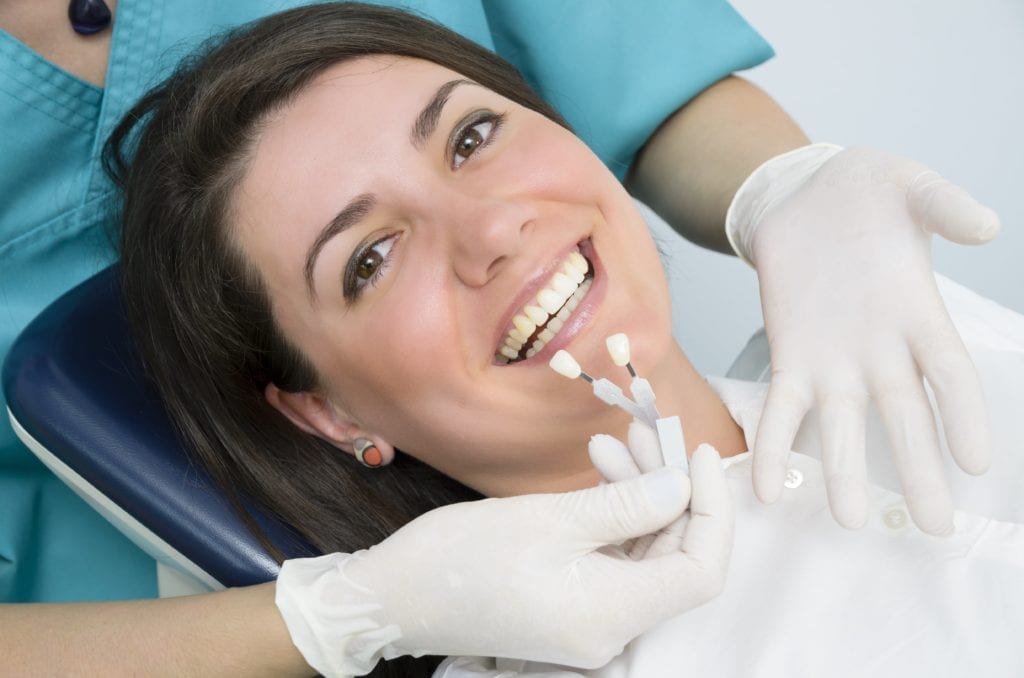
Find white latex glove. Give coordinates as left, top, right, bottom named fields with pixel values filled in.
left=275, top=465, right=733, bottom=677
left=727, top=143, right=1000, bottom=534
left=590, top=419, right=718, bottom=559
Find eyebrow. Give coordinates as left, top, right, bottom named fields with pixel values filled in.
left=303, top=193, right=376, bottom=297
left=410, top=78, right=474, bottom=149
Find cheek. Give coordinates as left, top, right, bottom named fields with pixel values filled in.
left=494, top=122, right=611, bottom=202
left=316, top=272, right=472, bottom=418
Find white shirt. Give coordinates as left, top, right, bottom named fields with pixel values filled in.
left=437, top=276, right=1024, bottom=678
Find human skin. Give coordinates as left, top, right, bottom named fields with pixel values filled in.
left=1, top=7, right=794, bottom=664
left=234, top=56, right=747, bottom=498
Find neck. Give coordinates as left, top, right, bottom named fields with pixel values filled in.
left=472, top=340, right=747, bottom=498
left=647, top=341, right=748, bottom=459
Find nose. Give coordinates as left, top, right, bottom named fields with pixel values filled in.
left=446, top=194, right=530, bottom=287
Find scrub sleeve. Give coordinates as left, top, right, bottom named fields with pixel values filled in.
left=0, top=0, right=770, bottom=603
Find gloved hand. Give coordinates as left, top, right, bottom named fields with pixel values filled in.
left=589, top=420, right=724, bottom=560
left=726, top=143, right=1000, bottom=534
left=275, top=463, right=733, bottom=677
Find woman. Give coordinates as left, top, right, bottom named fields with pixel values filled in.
left=109, top=3, right=1022, bottom=677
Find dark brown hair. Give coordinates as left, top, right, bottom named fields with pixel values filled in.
left=105, top=3, right=569, bottom=676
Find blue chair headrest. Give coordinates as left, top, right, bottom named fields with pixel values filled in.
left=2, top=266, right=316, bottom=587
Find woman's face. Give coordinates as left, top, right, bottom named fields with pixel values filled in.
left=232, top=56, right=675, bottom=496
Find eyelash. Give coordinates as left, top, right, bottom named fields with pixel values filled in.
left=448, top=110, right=506, bottom=169
left=343, top=234, right=397, bottom=302
left=342, top=110, right=506, bottom=302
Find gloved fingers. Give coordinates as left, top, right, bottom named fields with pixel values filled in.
left=626, top=533, right=656, bottom=560
left=677, top=444, right=733, bottom=572
left=627, top=418, right=667, bottom=473
left=907, top=170, right=1001, bottom=245
left=753, top=372, right=811, bottom=503
left=817, top=388, right=870, bottom=529
left=640, top=513, right=691, bottom=560
left=589, top=433, right=641, bottom=483
left=911, top=323, right=992, bottom=476
left=569, top=467, right=691, bottom=547
left=873, top=365, right=954, bottom=535
left=621, top=445, right=730, bottom=611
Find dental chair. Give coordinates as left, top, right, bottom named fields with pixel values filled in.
left=2, top=265, right=316, bottom=597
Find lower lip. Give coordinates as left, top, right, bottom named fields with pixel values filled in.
left=513, top=239, right=606, bottom=366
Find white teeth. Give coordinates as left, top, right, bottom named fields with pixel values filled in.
left=563, top=262, right=585, bottom=285
left=495, top=246, right=594, bottom=364
left=537, top=289, right=564, bottom=315
left=513, top=314, right=536, bottom=336
left=524, top=305, right=548, bottom=325
left=551, top=272, right=576, bottom=297
left=568, top=251, right=588, bottom=273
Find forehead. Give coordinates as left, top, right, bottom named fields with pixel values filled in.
left=253, top=55, right=465, bottom=179
left=230, top=56, right=468, bottom=292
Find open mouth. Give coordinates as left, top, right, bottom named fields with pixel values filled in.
left=495, top=242, right=595, bottom=365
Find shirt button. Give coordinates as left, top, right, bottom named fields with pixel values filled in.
left=783, top=468, right=803, bottom=489
left=883, top=507, right=908, bottom=530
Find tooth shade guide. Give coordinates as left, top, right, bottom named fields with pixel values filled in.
left=605, top=333, right=631, bottom=366
left=549, top=349, right=582, bottom=379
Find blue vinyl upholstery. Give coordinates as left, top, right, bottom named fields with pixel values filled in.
left=2, top=266, right=316, bottom=587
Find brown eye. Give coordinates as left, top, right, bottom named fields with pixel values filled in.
left=455, top=127, right=484, bottom=160
left=450, top=113, right=503, bottom=169
left=356, top=249, right=383, bottom=280
left=344, top=235, right=398, bottom=302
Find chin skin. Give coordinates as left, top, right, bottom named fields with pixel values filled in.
left=441, top=339, right=747, bottom=500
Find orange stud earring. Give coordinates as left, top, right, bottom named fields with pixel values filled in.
left=354, top=437, right=383, bottom=468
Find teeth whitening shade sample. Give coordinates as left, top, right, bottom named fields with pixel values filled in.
left=549, top=336, right=686, bottom=472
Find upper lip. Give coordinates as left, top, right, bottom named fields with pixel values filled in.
left=491, top=239, right=586, bottom=358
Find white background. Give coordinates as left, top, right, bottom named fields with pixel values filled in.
left=668, top=0, right=1023, bottom=376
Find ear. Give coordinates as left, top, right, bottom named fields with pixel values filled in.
left=264, top=383, right=395, bottom=466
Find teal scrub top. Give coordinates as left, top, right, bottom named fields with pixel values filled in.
left=0, top=0, right=771, bottom=602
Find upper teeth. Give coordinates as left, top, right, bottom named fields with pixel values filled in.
left=496, top=249, right=591, bottom=363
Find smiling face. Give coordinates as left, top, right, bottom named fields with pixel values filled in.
left=231, top=56, right=678, bottom=496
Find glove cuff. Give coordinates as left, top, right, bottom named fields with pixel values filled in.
left=725, top=142, right=844, bottom=266
left=275, top=552, right=403, bottom=677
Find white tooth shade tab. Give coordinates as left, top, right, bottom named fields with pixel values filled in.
left=549, top=350, right=582, bottom=379
left=606, top=333, right=631, bottom=366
